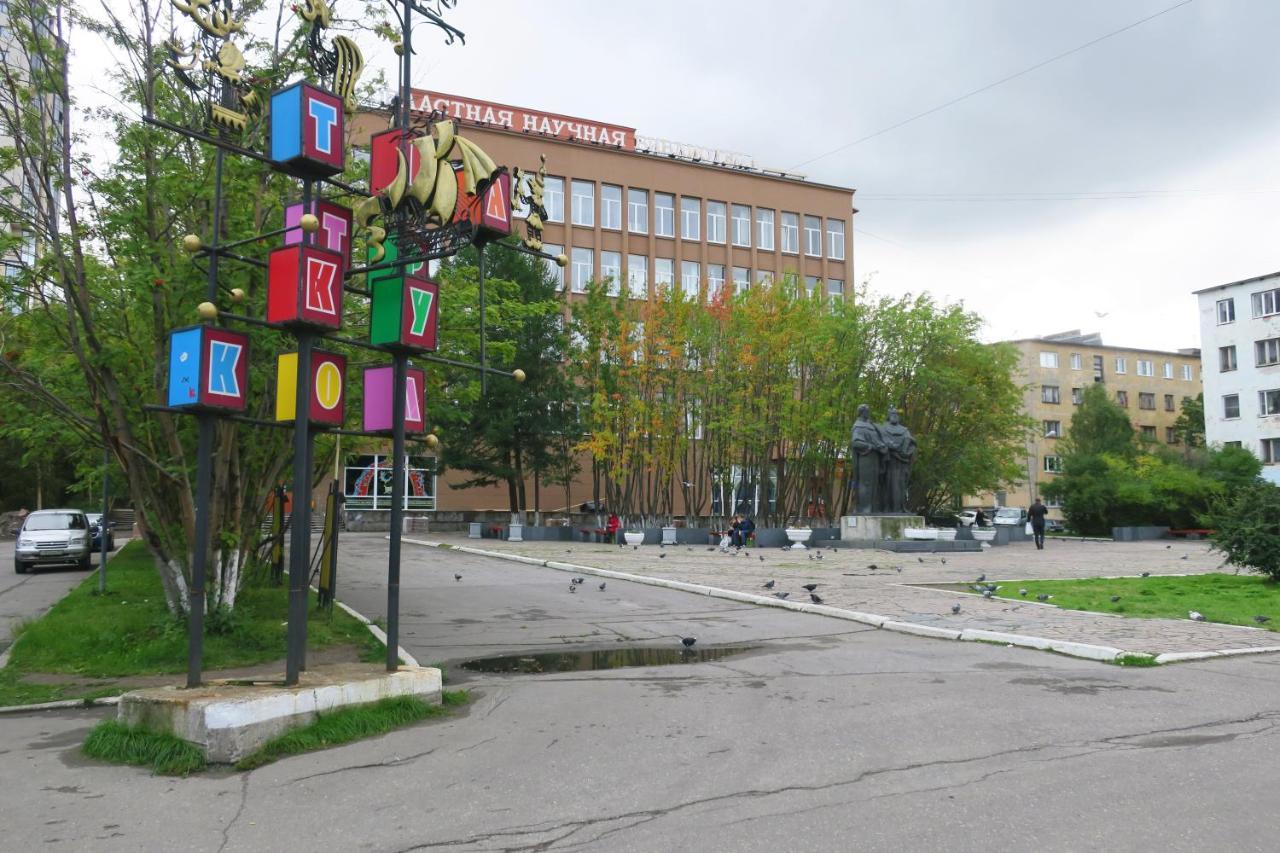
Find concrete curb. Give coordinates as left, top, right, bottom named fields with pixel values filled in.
left=0, top=695, right=119, bottom=715
left=1155, top=645, right=1280, bottom=664
left=332, top=599, right=421, bottom=669
left=402, top=538, right=1149, bottom=664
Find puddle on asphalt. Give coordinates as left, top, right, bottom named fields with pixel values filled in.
left=460, top=646, right=756, bottom=675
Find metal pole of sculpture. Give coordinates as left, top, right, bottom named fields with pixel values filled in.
left=879, top=406, right=918, bottom=514
left=850, top=404, right=886, bottom=514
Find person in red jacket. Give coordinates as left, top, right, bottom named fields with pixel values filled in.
left=606, top=513, right=621, bottom=544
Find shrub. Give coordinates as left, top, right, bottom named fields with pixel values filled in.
left=1206, top=480, right=1280, bottom=581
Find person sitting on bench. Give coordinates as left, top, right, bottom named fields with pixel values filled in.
left=605, top=513, right=621, bottom=544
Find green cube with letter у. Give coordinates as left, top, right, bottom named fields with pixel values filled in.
left=369, top=235, right=439, bottom=352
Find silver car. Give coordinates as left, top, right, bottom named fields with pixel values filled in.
left=14, top=509, right=93, bottom=574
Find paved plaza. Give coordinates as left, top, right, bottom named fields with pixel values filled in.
left=412, top=533, right=1280, bottom=659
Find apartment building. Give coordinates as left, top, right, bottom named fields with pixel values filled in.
left=972, top=331, right=1203, bottom=520
left=1194, top=271, right=1280, bottom=484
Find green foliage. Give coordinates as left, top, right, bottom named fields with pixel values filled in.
left=1172, top=393, right=1206, bottom=449
left=988, top=572, right=1280, bottom=628
left=82, top=720, right=207, bottom=776
left=1207, top=481, right=1280, bottom=581
left=1058, top=384, right=1136, bottom=459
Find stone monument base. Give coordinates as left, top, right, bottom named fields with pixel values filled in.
left=840, top=514, right=925, bottom=542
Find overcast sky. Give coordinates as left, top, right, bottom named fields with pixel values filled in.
left=76, top=0, right=1280, bottom=352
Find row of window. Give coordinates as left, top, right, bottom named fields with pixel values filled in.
left=540, top=178, right=847, bottom=259
left=1221, top=390, right=1280, bottom=420
left=1040, top=386, right=1180, bottom=411
left=541, top=244, right=843, bottom=300
left=1217, top=339, right=1280, bottom=372
left=1039, top=350, right=1194, bottom=380
left=1216, top=288, right=1280, bottom=324
left=1042, top=430, right=1183, bottom=470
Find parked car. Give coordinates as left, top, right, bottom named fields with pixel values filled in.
left=86, top=513, right=115, bottom=552
left=957, top=510, right=978, bottom=528
left=14, top=509, right=93, bottom=573
left=992, top=507, right=1027, bottom=526
left=1046, top=519, right=1066, bottom=533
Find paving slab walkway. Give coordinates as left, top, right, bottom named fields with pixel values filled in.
left=409, top=533, right=1280, bottom=660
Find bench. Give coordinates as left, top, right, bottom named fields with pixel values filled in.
left=579, top=527, right=615, bottom=543
left=1168, top=528, right=1214, bottom=540
left=711, top=529, right=756, bottom=548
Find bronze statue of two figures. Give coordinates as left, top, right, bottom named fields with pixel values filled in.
left=850, top=405, right=917, bottom=514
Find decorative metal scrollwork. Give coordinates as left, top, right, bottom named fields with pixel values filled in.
left=299, top=0, right=365, bottom=114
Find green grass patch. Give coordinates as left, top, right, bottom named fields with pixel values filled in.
left=1108, top=654, right=1160, bottom=667
left=235, top=692, right=468, bottom=771
left=1, top=540, right=377, bottom=705
left=81, top=720, right=207, bottom=776
left=985, top=573, right=1280, bottom=629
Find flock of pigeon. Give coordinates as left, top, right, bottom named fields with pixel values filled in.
left=759, top=578, right=824, bottom=605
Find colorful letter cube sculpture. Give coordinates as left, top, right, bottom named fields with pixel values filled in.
left=167, top=326, right=250, bottom=411
left=284, top=200, right=353, bottom=269
left=267, top=244, right=345, bottom=329
left=369, top=129, right=420, bottom=197
left=368, top=236, right=438, bottom=352
left=362, top=365, right=427, bottom=434
left=275, top=350, right=346, bottom=427
left=269, top=82, right=344, bottom=178
left=451, top=169, right=512, bottom=243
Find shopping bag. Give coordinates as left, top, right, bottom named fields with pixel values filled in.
left=720, top=534, right=731, bottom=548
left=1025, top=522, right=1033, bottom=535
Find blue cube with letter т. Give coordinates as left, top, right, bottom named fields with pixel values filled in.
left=268, top=82, right=345, bottom=178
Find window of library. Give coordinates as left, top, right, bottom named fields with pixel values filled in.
left=654, top=258, right=674, bottom=293
left=1072, top=387, right=1083, bottom=405
left=1217, top=297, right=1235, bottom=324
left=826, top=218, right=845, bottom=260
left=731, top=204, right=751, bottom=246
left=707, top=264, right=725, bottom=301
left=707, top=201, right=727, bottom=244
left=1069, top=353, right=1082, bottom=370
left=1043, top=455, right=1062, bottom=473
left=681, top=260, right=700, bottom=298
left=1225, top=440, right=1243, bottom=450
left=1116, top=390, right=1128, bottom=407
left=732, top=266, right=750, bottom=294
left=1263, top=438, right=1280, bottom=464
left=1040, top=351, right=1058, bottom=368
left=544, top=176, right=565, bottom=223
left=1137, top=359, right=1153, bottom=377
left=1093, top=354, right=1104, bottom=380
left=1042, top=385, right=1060, bottom=404
left=1260, top=388, right=1280, bottom=417
left=571, top=247, right=593, bottom=293
left=654, top=193, right=674, bottom=237
left=344, top=455, right=436, bottom=511
left=805, top=275, right=820, bottom=296
left=1252, top=288, right=1280, bottom=318
left=1139, top=392, right=1155, bottom=410
left=1220, top=345, right=1237, bottom=371
left=680, top=197, right=701, bottom=240
left=1166, top=427, right=1178, bottom=444
left=1256, top=337, right=1280, bottom=367
left=542, top=243, right=564, bottom=290
left=804, top=215, right=822, bottom=257
left=1115, top=357, right=1127, bottom=374
left=1164, top=394, right=1175, bottom=412
left=1044, top=420, right=1061, bottom=438
left=601, top=184, right=622, bottom=230
left=571, top=180, right=594, bottom=227
left=1141, top=425, right=1157, bottom=440
left=627, top=188, right=648, bottom=234
left=1182, top=364, right=1194, bottom=380
left=600, top=251, right=621, bottom=296
left=627, top=254, right=647, bottom=300
left=1224, top=394, right=1240, bottom=419
left=781, top=212, right=799, bottom=254
left=756, top=208, right=775, bottom=250
left=1163, top=361, right=1173, bottom=379
left=827, top=278, right=843, bottom=300
left=757, top=270, right=774, bottom=287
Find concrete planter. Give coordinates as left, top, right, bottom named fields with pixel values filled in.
left=972, top=527, right=997, bottom=542
left=624, top=531, right=645, bottom=546
left=904, top=528, right=936, bottom=540
left=507, top=523, right=523, bottom=542
left=661, top=526, right=678, bottom=545
left=468, top=521, right=483, bottom=539
left=1113, top=526, right=1170, bottom=541
left=935, top=528, right=957, bottom=541
left=785, top=528, right=813, bottom=549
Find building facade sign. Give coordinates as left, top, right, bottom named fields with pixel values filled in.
left=412, top=90, right=636, bottom=149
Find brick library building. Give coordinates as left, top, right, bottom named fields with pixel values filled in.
left=346, top=91, right=857, bottom=518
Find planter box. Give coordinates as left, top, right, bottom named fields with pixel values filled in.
left=972, top=528, right=997, bottom=543
left=661, top=526, right=678, bottom=545
left=904, top=528, right=936, bottom=540
left=1113, top=526, right=1170, bottom=542
left=935, top=529, right=957, bottom=541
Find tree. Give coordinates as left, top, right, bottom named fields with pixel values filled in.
left=1207, top=481, right=1280, bottom=581
left=1057, top=383, right=1136, bottom=458
left=1172, top=392, right=1205, bottom=450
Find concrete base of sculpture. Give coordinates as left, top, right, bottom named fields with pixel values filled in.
left=840, top=514, right=926, bottom=543
left=116, top=664, right=442, bottom=764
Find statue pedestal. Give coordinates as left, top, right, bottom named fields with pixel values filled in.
left=841, top=514, right=925, bottom=542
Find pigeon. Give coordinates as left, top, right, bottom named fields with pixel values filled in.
left=763, top=580, right=776, bottom=589
left=633, top=545, right=638, bottom=550
left=1141, top=572, right=1150, bottom=577
left=802, top=583, right=818, bottom=592
left=810, top=593, right=824, bottom=604
left=1036, top=593, right=1049, bottom=602
left=1189, top=611, right=1206, bottom=622
left=807, top=554, right=813, bottom=561
left=573, top=577, right=584, bottom=584
left=941, top=558, right=947, bottom=565
left=976, top=574, right=986, bottom=583
left=569, top=585, right=576, bottom=593
left=1110, top=595, right=1120, bottom=603
left=917, top=557, right=924, bottom=563
left=454, top=573, right=462, bottom=581
left=982, top=590, right=993, bottom=599
left=775, top=591, right=790, bottom=599
left=951, top=603, right=961, bottom=614
left=1165, top=544, right=1172, bottom=549
left=707, top=547, right=716, bottom=552
left=1019, top=589, right=1028, bottom=596
left=659, top=553, right=666, bottom=559
left=599, top=582, right=607, bottom=591
left=895, top=567, right=902, bottom=573
left=868, top=563, right=878, bottom=570
left=815, top=553, right=824, bottom=561
left=759, top=555, right=765, bottom=562
left=1254, top=615, right=1271, bottom=625
left=681, top=636, right=697, bottom=648
left=833, top=548, right=839, bottom=553
left=1180, top=555, right=1188, bottom=561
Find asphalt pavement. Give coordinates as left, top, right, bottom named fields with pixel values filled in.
left=2, top=534, right=1280, bottom=852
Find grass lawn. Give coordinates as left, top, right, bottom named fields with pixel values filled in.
left=1, top=540, right=383, bottom=706
left=985, top=573, right=1280, bottom=630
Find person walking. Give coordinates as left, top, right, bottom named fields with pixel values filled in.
left=1028, top=499, right=1048, bottom=550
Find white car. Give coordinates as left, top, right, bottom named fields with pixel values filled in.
left=993, top=507, right=1027, bottom=526
left=14, top=509, right=93, bottom=573
left=957, top=510, right=979, bottom=528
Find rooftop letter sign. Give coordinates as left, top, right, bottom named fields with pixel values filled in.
left=362, top=365, right=427, bottom=434
left=275, top=350, right=347, bottom=426
left=167, top=326, right=250, bottom=412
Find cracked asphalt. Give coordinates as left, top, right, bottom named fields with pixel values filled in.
left=3, top=534, right=1280, bottom=851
